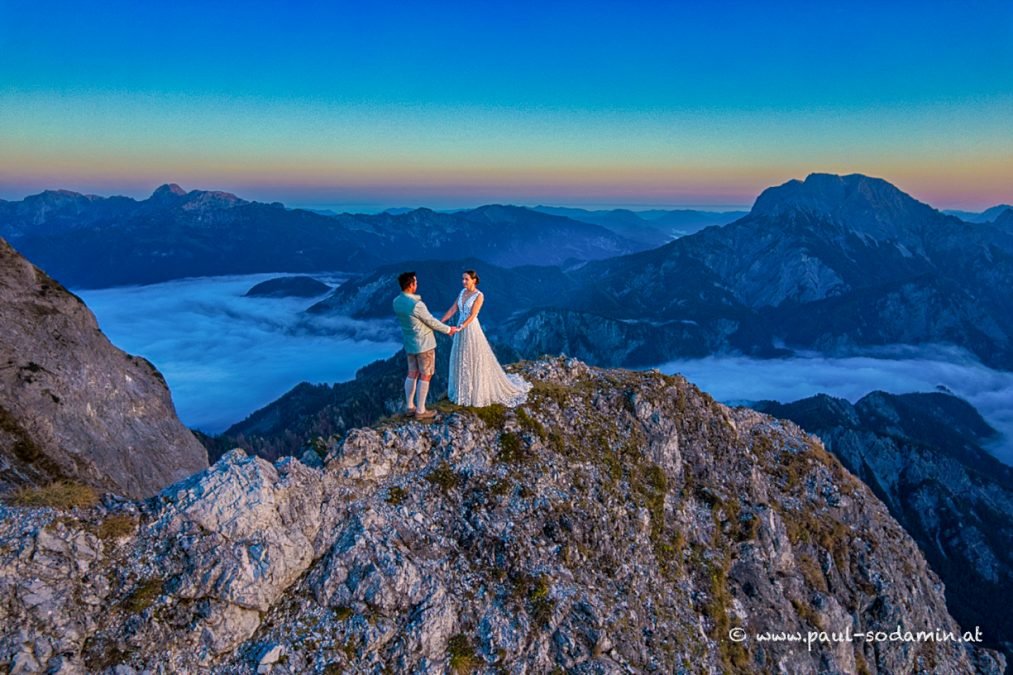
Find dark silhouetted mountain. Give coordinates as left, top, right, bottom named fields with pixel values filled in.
left=753, top=391, right=1013, bottom=661
left=0, top=188, right=644, bottom=288
left=0, top=184, right=387, bottom=287
left=346, top=204, right=642, bottom=267
left=501, top=308, right=731, bottom=366
left=995, top=208, right=1013, bottom=233
left=508, top=173, right=1013, bottom=369
left=148, top=182, right=190, bottom=202
left=0, top=237, right=208, bottom=498
left=297, top=174, right=1013, bottom=369
left=945, top=204, right=1013, bottom=223
left=533, top=205, right=746, bottom=246
left=244, top=276, right=331, bottom=298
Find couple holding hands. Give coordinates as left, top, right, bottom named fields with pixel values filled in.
left=392, top=269, right=531, bottom=419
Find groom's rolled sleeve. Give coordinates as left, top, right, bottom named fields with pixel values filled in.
left=413, top=301, right=453, bottom=334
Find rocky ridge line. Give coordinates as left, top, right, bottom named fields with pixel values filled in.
left=0, top=358, right=1004, bottom=673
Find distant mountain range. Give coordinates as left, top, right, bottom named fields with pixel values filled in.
left=318, top=173, right=1013, bottom=370
left=945, top=204, right=1013, bottom=223
left=531, top=206, right=745, bottom=246
left=4, top=173, right=1012, bottom=370
left=550, top=173, right=1013, bottom=369
left=0, top=186, right=648, bottom=288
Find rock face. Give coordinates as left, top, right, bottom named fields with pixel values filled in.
left=0, top=237, right=208, bottom=498
left=1, top=358, right=1003, bottom=673
left=754, top=391, right=1013, bottom=662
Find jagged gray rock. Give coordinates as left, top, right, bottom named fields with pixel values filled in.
left=0, top=358, right=1004, bottom=673
left=0, top=236, right=208, bottom=498
left=754, top=391, right=1013, bottom=662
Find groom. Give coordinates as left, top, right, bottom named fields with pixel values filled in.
left=393, top=271, right=458, bottom=420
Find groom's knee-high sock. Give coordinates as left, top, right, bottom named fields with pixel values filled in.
left=416, top=378, right=431, bottom=412
left=405, top=377, right=418, bottom=409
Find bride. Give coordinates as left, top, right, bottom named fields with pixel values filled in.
left=441, top=269, right=532, bottom=407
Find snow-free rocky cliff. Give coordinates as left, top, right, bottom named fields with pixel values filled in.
left=0, top=358, right=1004, bottom=673
left=0, top=237, right=208, bottom=498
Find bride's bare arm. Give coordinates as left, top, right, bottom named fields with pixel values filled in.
left=440, top=300, right=457, bottom=323
left=459, top=294, right=484, bottom=329
left=441, top=289, right=461, bottom=322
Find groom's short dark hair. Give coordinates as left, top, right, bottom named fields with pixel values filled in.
left=398, top=271, right=416, bottom=290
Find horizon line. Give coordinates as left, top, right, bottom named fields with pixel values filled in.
left=0, top=181, right=1008, bottom=215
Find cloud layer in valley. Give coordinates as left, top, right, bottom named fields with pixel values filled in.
left=659, top=345, right=1013, bottom=465
left=78, top=273, right=400, bottom=433
left=76, top=274, right=1013, bottom=466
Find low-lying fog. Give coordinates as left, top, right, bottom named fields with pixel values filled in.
left=659, top=345, right=1013, bottom=465
left=78, top=273, right=399, bottom=433
left=79, top=274, right=1012, bottom=465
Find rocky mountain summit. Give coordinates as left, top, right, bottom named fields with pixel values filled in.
left=209, top=343, right=520, bottom=462
left=0, top=237, right=208, bottom=498
left=1, top=358, right=1003, bottom=673
left=754, top=391, right=1013, bottom=662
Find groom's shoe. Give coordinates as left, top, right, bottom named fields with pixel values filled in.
left=414, top=409, right=436, bottom=421
left=405, top=407, right=416, bottom=418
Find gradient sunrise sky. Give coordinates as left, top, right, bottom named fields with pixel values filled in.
left=1, top=0, right=1011, bottom=211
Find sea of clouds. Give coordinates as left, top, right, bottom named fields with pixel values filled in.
left=77, top=274, right=1013, bottom=465
left=77, top=273, right=400, bottom=433
left=658, top=344, right=1013, bottom=465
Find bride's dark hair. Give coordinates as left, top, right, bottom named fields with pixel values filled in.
left=463, top=269, right=480, bottom=285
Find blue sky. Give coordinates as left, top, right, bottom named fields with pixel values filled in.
left=2, top=0, right=1011, bottom=209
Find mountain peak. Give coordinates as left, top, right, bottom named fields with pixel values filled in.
left=0, top=355, right=1003, bottom=672
left=749, top=172, right=942, bottom=237
left=150, top=183, right=188, bottom=199
left=993, top=207, right=1013, bottom=230
left=981, top=204, right=1013, bottom=222
left=753, top=173, right=907, bottom=214
left=25, top=188, right=88, bottom=204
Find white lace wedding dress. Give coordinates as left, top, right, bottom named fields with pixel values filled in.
left=448, top=289, right=532, bottom=407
